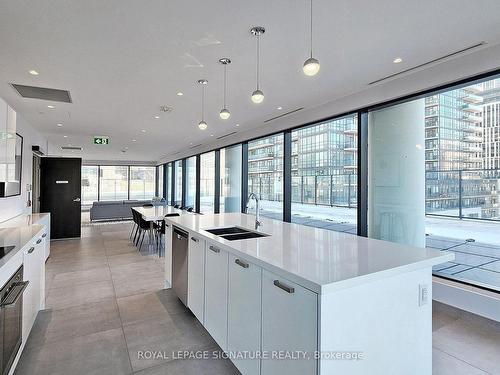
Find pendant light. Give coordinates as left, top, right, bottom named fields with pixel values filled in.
left=197, top=79, right=208, bottom=130
left=250, top=26, right=265, bottom=104
left=219, top=58, right=231, bottom=120
left=303, top=0, right=320, bottom=76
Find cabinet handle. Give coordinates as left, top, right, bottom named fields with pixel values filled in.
left=28, top=247, right=35, bottom=254
left=209, top=245, right=220, bottom=253
left=36, top=239, right=42, bottom=244
left=235, top=259, right=249, bottom=268
left=42, top=233, right=47, bottom=238
left=191, top=237, right=199, bottom=242
left=273, top=280, right=295, bottom=294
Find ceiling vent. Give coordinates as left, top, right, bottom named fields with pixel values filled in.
left=11, top=84, right=72, bottom=103
left=189, top=143, right=202, bottom=149
left=61, top=146, right=82, bottom=151
left=216, top=131, right=237, bottom=140
left=368, top=42, right=487, bottom=85
left=264, top=108, right=304, bottom=123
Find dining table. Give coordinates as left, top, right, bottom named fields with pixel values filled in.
left=132, top=205, right=184, bottom=252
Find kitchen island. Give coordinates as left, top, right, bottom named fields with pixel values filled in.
left=164, top=213, right=453, bottom=375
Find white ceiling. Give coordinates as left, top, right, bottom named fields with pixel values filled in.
left=1, top=0, right=500, bottom=162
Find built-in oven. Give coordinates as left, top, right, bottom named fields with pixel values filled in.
left=0, top=266, right=29, bottom=375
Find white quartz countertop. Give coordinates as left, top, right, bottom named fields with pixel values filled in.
left=0, top=213, right=50, bottom=228
left=0, top=225, right=45, bottom=269
left=165, top=213, right=454, bottom=294
left=132, top=206, right=183, bottom=221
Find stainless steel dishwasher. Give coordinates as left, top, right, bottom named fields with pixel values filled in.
left=172, top=226, right=188, bottom=306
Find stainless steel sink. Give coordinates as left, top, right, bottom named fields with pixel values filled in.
left=204, top=226, right=250, bottom=236
left=220, top=232, right=268, bottom=241
left=204, top=226, right=269, bottom=241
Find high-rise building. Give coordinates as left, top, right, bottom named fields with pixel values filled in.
left=425, top=78, right=500, bottom=219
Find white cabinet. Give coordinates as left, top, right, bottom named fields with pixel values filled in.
left=164, top=222, right=173, bottom=288
left=261, top=269, right=318, bottom=375
left=22, top=235, right=45, bottom=339
left=204, top=242, right=228, bottom=350
left=227, top=254, right=262, bottom=375
left=187, top=234, right=205, bottom=323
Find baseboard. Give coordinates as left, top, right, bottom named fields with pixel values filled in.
left=433, top=276, right=500, bottom=322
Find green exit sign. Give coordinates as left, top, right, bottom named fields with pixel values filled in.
left=93, top=136, right=109, bottom=145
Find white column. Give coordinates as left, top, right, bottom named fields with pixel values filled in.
left=368, top=99, right=426, bottom=248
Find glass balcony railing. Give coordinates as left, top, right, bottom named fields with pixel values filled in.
left=426, top=169, right=500, bottom=221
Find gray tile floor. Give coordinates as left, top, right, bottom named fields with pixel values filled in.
left=15, top=221, right=238, bottom=375
left=14, top=221, right=500, bottom=374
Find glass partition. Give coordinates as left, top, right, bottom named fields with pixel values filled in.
left=220, top=144, right=242, bottom=213
left=129, top=166, right=156, bottom=200
left=99, top=166, right=129, bottom=201
left=200, top=151, right=215, bottom=213
left=81, top=166, right=98, bottom=205
left=185, top=156, right=197, bottom=209
left=248, top=134, right=283, bottom=220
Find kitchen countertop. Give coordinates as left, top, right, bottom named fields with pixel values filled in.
left=132, top=206, right=183, bottom=221
left=0, top=225, right=44, bottom=269
left=165, top=213, right=454, bottom=294
left=0, top=213, right=50, bottom=228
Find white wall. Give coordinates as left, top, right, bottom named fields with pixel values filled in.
left=0, top=113, right=48, bottom=222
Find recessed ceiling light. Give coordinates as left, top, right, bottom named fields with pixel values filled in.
left=210, top=134, right=214, bottom=137
left=277, top=106, right=283, bottom=110
left=393, top=57, right=403, bottom=63
left=29, top=70, right=39, bottom=76
left=132, top=139, right=137, bottom=142
left=177, top=92, right=183, bottom=96
left=189, top=142, right=193, bottom=145
left=47, top=105, right=55, bottom=109
left=154, top=115, right=160, bottom=119
left=63, top=135, right=68, bottom=138
left=236, top=123, right=240, bottom=127
left=57, top=123, right=63, bottom=127
left=124, top=146, right=129, bottom=150
left=141, top=129, right=146, bottom=133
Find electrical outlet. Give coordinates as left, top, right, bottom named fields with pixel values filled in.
left=419, top=284, right=429, bottom=306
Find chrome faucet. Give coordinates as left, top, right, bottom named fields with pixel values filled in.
left=246, top=192, right=261, bottom=230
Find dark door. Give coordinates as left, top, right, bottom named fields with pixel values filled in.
left=40, top=157, right=82, bottom=239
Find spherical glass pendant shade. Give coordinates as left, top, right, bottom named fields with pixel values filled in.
left=303, top=57, right=320, bottom=76
left=251, top=89, right=264, bottom=104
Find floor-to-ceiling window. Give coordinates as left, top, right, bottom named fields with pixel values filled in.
left=200, top=151, right=215, bottom=213
left=291, top=115, right=358, bottom=233
left=185, top=156, right=197, bottom=209
left=129, top=166, right=156, bottom=200
left=220, top=144, right=242, bottom=213
left=366, top=76, right=500, bottom=291
left=157, top=165, right=164, bottom=198
left=174, top=160, right=183, bottom=205
left=99, top=166, right=129, bottom=201
left=166, top=163, right=172, bottom=204
left=248, top=134, right=283, bottom=220
left=81, top=166, right=98, bottom=205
